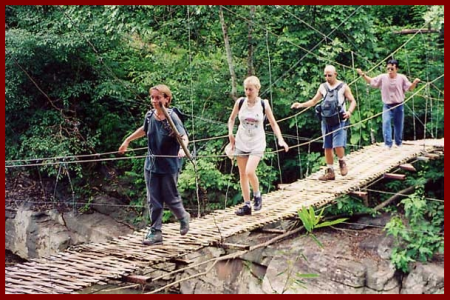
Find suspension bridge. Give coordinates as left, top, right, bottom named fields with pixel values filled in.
left=5, top=138, right=443, bottom=294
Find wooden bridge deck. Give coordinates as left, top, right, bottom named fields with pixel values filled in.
left=5, top=139, right=444, bottom=294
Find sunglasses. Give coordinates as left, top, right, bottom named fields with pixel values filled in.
left=324, top=74, right=333, bottom=77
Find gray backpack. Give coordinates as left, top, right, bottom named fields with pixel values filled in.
left=315, top=82, right=344, bottom=126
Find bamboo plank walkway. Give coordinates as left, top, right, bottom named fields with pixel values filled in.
left=5, top=139, right=444, bottom=294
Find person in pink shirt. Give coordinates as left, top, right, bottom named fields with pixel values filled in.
left=357, top=59, right=420, bottom=149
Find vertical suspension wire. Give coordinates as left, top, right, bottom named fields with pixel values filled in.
left=265, top=25, right=283, bottom=190
left=186, top=5, right=201, bottom=217
left=367, top=84, right=375, bottom=144
left=423, top=87, right=429, bottom=141
left=187, top=6, right=195, bottom=152
left=404, top=48, right=417, bottom=141
left=435, top=91, right=441, bottom=139
left=36, top=166, right=46, bottom=201
left=295, top=115, right=303, bottom=179
left=63, top=161, right=76, bottom=213
left=224, top=159, right=235, bottom=209
left=427, top=83, right=434, bottom=139
left=306, top=142, right=311, bottom=177
left=422, top=72, right=430, bottom=142
left=53, top=163, right=62, bottom=208
left=351, top=51, right=362, bottom=149
left=421, top=29, right=432, bottom=141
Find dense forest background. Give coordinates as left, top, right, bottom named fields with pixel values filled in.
left=5, top=5, right=444, bottom=220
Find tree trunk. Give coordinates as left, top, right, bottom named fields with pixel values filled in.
left=219, top=6, right=237, bottom=101
left=247, top=6, right=256, bottom=77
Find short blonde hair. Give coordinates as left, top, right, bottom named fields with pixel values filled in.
left=150, top=84, right=172, bottom=107
left=244, top=76, right=261, bottom=90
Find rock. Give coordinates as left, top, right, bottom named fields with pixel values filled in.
left=5, top=205, right=133, bottom=260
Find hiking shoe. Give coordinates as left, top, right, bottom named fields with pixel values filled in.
left=235, top=205, right=252, bottom=216
left=143, top=228, right=163, bottom=246
left=179, top=213, right=190, bottom=236
left=339, top=160, right=348, bottom=176
left=318, top=168, right=335, bottom=181
left=253, top=195, right=262, bottom=211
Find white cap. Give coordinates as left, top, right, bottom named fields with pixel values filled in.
left=225, top=143, right=234, bottom=160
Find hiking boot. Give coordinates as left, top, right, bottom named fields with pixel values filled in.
left=318, top=168, right=335, bottom=181
left=179, top=213, right=190, bottom=236
left=253, top=195, right=262, bottom=211
left=235, top=204, right=252, bottom=216
left=339, top=160, right=348, bottom=176
left=143, top=228, right=163, bottom=246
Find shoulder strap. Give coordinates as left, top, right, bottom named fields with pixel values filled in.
left=323, top=82, right=345, bottom=93
left=145, top=108, right=177, bottom=125
left=239, top=97, right=266, bottom=114
left=170, top=107, right=190, bottom=136
left=145, top=109, right=156, bottom=122
left=332, top=82, right=344, bottom=91
left=167, top=108, right=175, bottom=120
left=238, top=97, right=245, bottom=110
left=238, top=97, right=266, bottom=116
left=144, top=109, right=155, bottom=134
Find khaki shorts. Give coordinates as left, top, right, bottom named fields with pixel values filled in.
left=235, top=147, right=264, bottom=158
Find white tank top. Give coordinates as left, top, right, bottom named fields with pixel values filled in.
left=235, top=97, right=266, bottom=153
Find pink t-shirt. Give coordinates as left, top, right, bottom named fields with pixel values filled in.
left=370, top=74, right=412, bottom=104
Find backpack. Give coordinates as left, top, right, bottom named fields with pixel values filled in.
left=238, top=97, right=268, bottom=127
left=145, top=107, right=189, bottom=137
left=315, top=82, right=345, bottom=126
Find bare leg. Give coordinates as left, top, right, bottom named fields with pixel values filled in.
left=236, top=156, right=251, bottom=202
left=335, top=147, right=345, bottom=159
left=324, top=148, right=334, bottom=164
left=245, top=155, right=262, bottom=195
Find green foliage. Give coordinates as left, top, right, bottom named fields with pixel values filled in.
left=384, top=188, right=444, bottom=273
left=79, top=196, right=94, bottom=213
left=297, top=206, right=347, bottom=248
left=178, top=144, right=239, bottom=208
left=4, top=9, right=443, bottom=295
left=257, top=149, right=281, bottom=192
left=423, top=6, right=444, bottom=30
left=324, top=195, right=374, bottom=217
left=5, top=5, right=444, bottom=218
left=162, top=210, right=173, bottom=223
left=303, top=150, right=322, bottom=178
left=118, top=154, right=147, bottom=210
left=178, top=142, right=284, bottom=211
left=370, top=5, right=424, bottom=27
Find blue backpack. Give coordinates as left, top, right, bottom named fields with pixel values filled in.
left=315, top=82, right=344, bottom=126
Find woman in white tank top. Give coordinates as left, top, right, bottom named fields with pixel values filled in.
left=227, top=76, right=289, bottom=216
left=235, top=97, right=266, bottom=153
